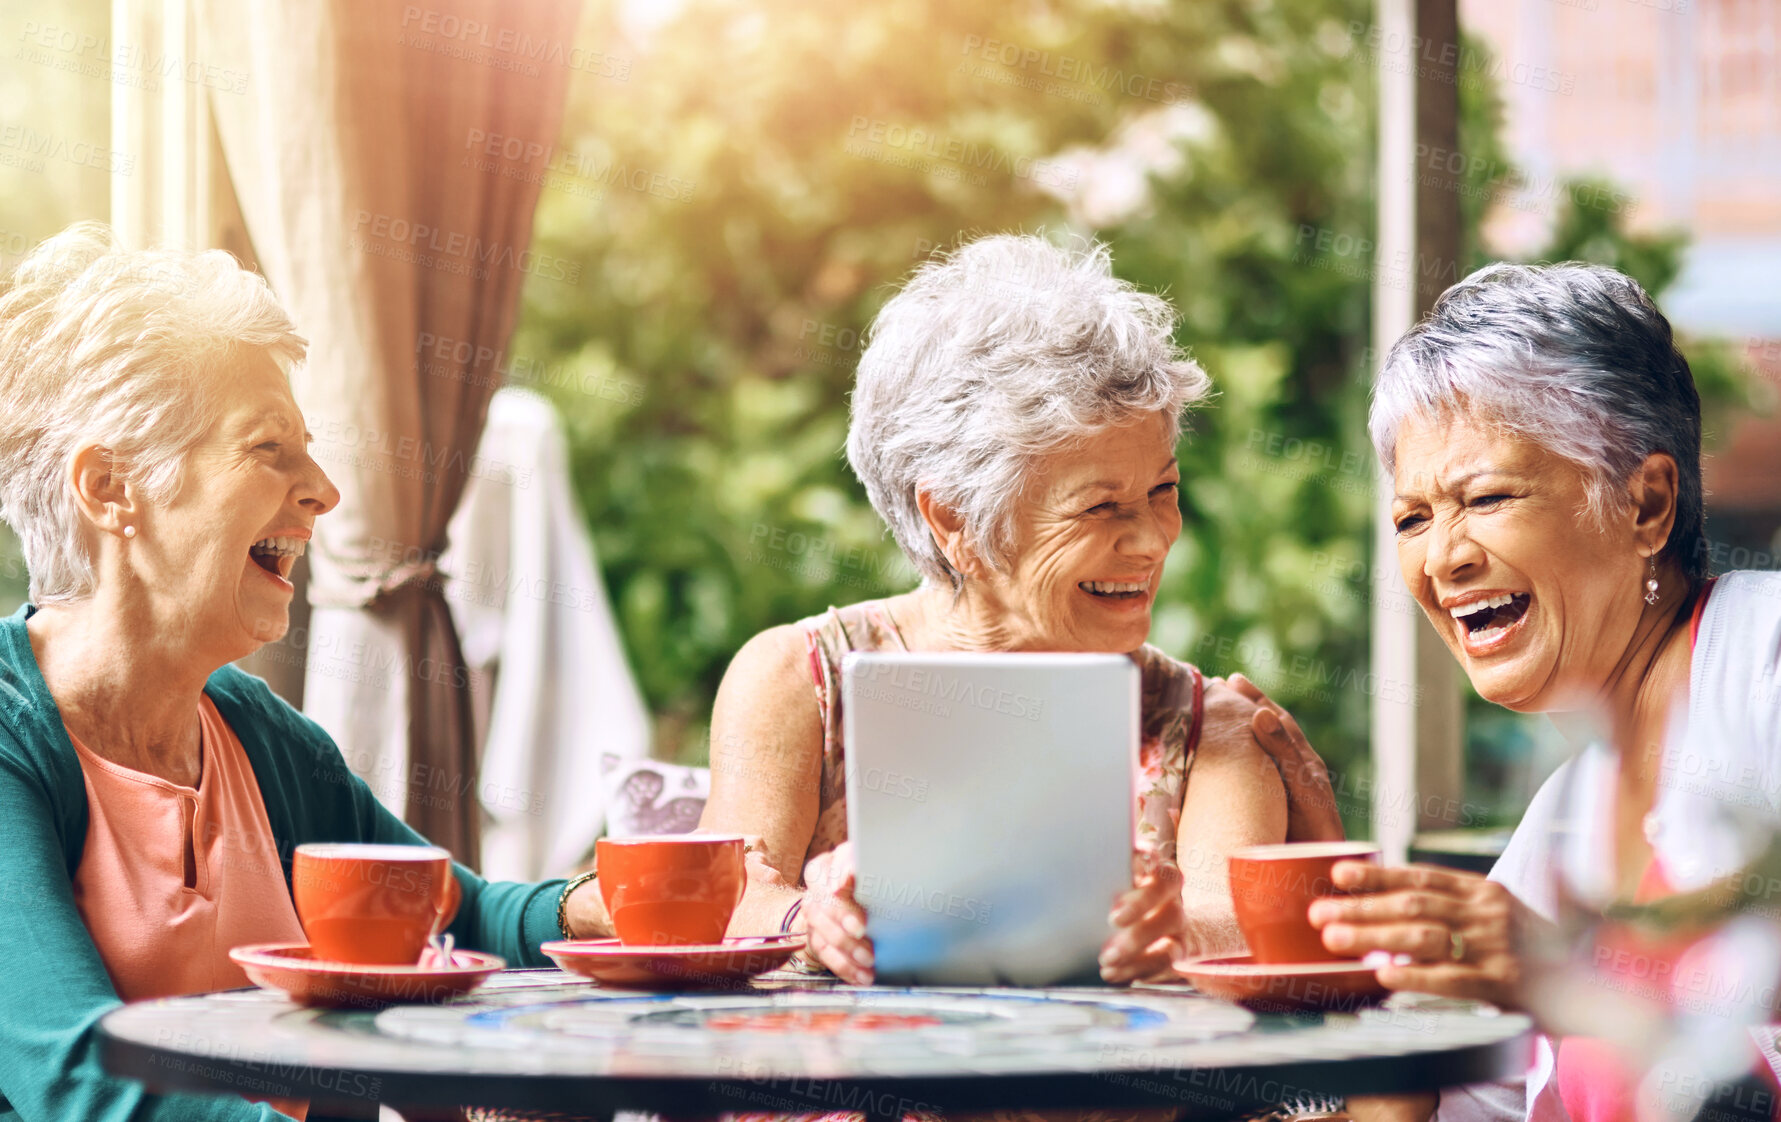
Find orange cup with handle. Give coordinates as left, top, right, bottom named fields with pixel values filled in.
left=1228, top=841, right=1382, bottom=964
left=292, top=843, right=461, bottom=966
left=597, top=834, right=746, bottom=947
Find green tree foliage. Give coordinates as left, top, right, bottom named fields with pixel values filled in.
left=513, top=0, right=1386, bottom=767
left=0, top=0, right=111, bottom=613
left=512, top=0, right=1744, bottom=830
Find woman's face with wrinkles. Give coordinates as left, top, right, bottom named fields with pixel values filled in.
left=1390, top=413, right=1649, bottom=712
left=986, top=412, right=1183, bottom=653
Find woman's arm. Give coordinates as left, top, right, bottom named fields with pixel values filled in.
left=351, top=791, right=568, bottom=963
left=1174, top=677, right=1290, bottom=955
left=1228, top=674, right=1347, bottom=843
left=283, top=710, right=567, bottom=964
left=698, top=624, right=826, bottom=935
left=213, top=666, right=573, bottom=963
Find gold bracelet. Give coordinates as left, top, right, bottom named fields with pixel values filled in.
left=557, top=867, right=600, bottom=940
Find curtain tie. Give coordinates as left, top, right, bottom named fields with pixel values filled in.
left=308, top=556, right=445, bottom=610
left=366, top=559, right=443, bottom=606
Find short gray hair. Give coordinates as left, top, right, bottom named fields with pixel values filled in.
left=847, top=234, right=1211, bottom=588
left=0, top=222, right=306, bottom=604
left=1370, top=261, right=1705, bottom=582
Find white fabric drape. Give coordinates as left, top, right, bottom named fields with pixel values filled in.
left=444, top=388, right=650, bottom=881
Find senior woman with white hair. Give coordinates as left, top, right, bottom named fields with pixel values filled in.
left=1298, top=262, right=1781, bottom=1122
left=0, top=224, right=610, bottom=1122
left=671, top=234, right=1341, bottom=988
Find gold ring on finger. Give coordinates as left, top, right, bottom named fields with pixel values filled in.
left=1449, top=928, right=1466, bottom=962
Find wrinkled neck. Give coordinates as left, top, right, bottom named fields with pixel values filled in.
left=27, top=596, right=210, bottom=780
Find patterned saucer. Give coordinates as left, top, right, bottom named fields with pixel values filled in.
left=540, top=935, right=805, bottom=990
left=1175, top=953, right=1389, bottom=1013
left=230, top=942, right=505, bottom=1009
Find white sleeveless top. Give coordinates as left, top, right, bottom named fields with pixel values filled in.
left=1442, top=570, right=1781, bottom=1122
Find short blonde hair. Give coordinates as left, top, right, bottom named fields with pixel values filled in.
left=0, top=222, right=306, bottom=604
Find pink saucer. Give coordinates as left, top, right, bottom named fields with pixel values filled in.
left=230, top=942, right=505, bottom=1009
left=541, top=935, right=805, bottom=990
left=1176, top=953, right=1389, bottom=1013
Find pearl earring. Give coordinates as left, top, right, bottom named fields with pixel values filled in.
left=122, top=525, right=136, bottom=539
left=1644, top=555, right=1659, bottom=605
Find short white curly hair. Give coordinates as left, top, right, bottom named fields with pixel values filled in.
left=0, top=222, right=306, bottom=604
left=847, top=234, right=1210, bottom=589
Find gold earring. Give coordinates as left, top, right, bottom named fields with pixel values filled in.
left=1643, top=554, right=1658, bottom=606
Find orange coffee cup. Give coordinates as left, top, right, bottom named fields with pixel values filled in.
left=1228, top=841, right=1382, bottom=964
left=597, top=834, right=746, bottom=947
left=292, top=843, right=461, bottom=965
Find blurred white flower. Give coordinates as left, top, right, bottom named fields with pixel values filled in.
left=1038, top=102, right=1219, bottom=229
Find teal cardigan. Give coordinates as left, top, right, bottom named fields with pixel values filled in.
left=0, top=605, right=567, bottom=1121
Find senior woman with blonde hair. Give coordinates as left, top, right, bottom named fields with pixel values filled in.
left=0, top=224, right=609, bottom=1122
left=1295, top=262, right=1781, bottom=1122
left=669, top=234, right=1337, bottom=988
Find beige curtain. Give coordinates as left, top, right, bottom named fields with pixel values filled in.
left=203, top=0, right=582, bottom=865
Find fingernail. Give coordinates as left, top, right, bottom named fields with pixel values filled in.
left=1255, top=708, right=1281, bottom=734
left=1307, top=900, right=1333, bottom=925
left=842, top=915, right=866, bottom=939
left=1323, top=924, right=1353, bottom=951
left=1099, top=947, right=1119, bottom=967
left=1332, top=862, right=1362, bottom=887
left=852, top=945, right=874, bottom=967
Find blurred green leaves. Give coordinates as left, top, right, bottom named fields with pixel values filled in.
left=511, top=0, right=1745, bottom=826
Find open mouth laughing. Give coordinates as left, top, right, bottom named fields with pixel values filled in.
left=248, top=535, right=307, bottom=589
left=1446, top=591, right=1532, bottom=654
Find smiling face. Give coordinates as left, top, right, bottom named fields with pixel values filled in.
left=976, top=411, right=1182, bottom=653
left=135, top=351, right=339, bottom=662
left=1390, top=412, right=1649, bottom=712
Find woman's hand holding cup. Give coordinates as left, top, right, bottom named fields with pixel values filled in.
left=1308, top=860, right=1532, bottom=1009
left=801, top=841, right=875, bottom=985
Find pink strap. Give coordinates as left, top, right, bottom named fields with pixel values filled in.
left=1184, top=665, right=1206, bottom=755
left=1689, top=576, right=1718, bottom=650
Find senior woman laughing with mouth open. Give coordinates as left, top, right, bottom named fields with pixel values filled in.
left=1299, top=262, right=1781, bottom=1122
left=663, top=235, right=1344, bottom=989
left=0, top=225, right=609, bottom=1122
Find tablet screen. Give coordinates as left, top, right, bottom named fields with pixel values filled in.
left=843, top=652, right=1138, bottom=986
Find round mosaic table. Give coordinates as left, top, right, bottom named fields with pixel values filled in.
left=98, top=968, right=1533, bottom=1120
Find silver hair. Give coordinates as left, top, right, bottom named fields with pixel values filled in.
left=847, top=234, right=1211, bottom=588
left=1370, top=261, right=1705, bottom=582
left=0, top=222, right=306, bottom=604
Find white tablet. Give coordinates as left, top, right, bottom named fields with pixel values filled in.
left=842, top=651, right=1138, bottom=986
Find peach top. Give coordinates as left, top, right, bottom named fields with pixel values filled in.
left=69, top=693, right=308, bottom=1119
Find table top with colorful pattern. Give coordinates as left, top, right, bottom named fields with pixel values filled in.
left=99, top=968, right=1532, bottom=1119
